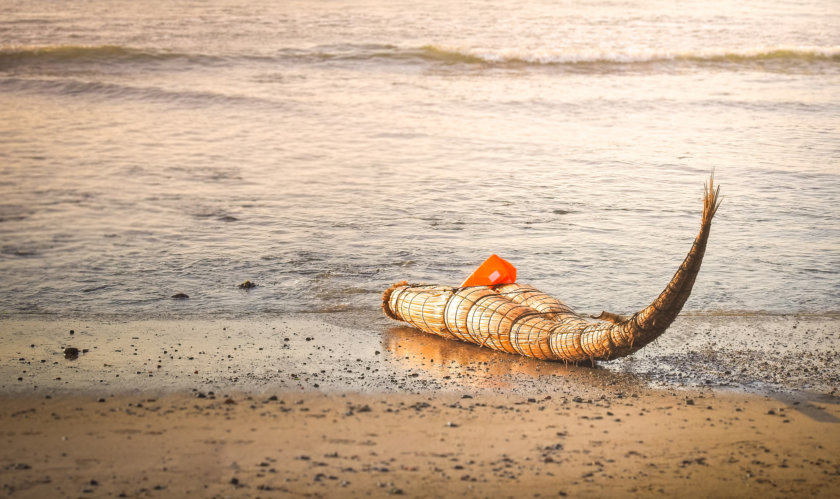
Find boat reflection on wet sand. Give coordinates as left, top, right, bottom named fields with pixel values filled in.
left=382, top=325, right=640, bottom=394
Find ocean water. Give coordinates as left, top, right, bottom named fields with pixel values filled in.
left=1, top=0, right=838, bottom=319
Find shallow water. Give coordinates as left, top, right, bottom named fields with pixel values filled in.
left=1, top=0, right=839, bottom=318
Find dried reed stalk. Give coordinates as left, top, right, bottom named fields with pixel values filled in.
left=382, top=174, right=721, bottom=363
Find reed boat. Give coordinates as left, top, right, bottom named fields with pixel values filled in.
left=382, top=174, right=721, bottom=364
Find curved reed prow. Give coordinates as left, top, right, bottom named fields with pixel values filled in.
left=606, top=173, right=722, bottom=355
left=702, top=172, right=723, bottom=226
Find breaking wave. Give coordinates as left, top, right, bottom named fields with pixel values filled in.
left=272, top=43, right=840, bottom=70
left=2, top=43, right=838, bottom=73
left=415, top=45, right=840, bottom=67
left=0, top=45, right=223, bottom=69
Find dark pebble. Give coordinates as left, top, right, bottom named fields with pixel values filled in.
left=171, top=293, right=189, bottom=300
left=238, top=280, right=257, bottom=289
left=64, top=347, right=80, bottom=360
left=230, top=477, right=239, bottom=485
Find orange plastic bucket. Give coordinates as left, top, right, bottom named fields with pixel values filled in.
left=460, top=254, right=517, bottom=287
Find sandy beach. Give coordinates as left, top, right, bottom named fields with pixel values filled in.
left=2, top=389, right=838, bottom=498
left=1, top=314, right=839, bottom=497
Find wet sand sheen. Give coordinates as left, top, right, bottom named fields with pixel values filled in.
left=1, top=315, right=837, bottom=396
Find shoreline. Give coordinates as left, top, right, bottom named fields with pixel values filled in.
left=1, top=313, right=837, bottom=397
left=2, top=315, right=839, bottom=497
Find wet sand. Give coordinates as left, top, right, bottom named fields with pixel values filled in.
left=1, top=314, right=839, bottom=497
left=2, top=313, right=838, bottom=396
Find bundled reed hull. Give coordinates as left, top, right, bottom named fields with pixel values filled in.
left=383, top=175, right=721, bottom=363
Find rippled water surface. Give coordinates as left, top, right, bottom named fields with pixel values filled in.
left=1, top=0, right=838, bottom=318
